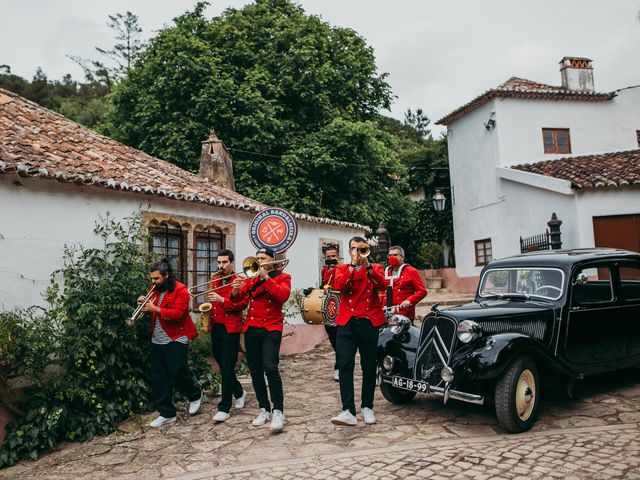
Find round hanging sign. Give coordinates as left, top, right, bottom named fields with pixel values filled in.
left=249, top=207, right=298, bottom=253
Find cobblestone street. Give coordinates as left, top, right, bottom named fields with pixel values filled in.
left=2, top=339, right=639, bottom=479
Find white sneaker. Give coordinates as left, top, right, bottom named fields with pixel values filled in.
left=269, top=409, right=285, bottom=431
left=149, top=415, right=177, bottom=428
left=362, top=407, right=376, bottom=425
left=213, top=411, right=230, bottom=422
left=188, top=391, right=203, bottom=415
left=235, top=390, right=246, bottom=410
left=252, top=408, right=272, bottom=426
left=333, top=369, right=340, bottom=381
left=331, top=410, right=357, bottom=426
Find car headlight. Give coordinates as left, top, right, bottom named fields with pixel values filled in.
left=382, top=355, right=395, bottom=371
left=456, top=320, right=482, bottom=343
left=389, top=314, right=412, bottom=335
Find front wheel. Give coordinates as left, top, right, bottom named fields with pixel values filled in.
left=380, top=381, right=417, bottom=404
left=494, top=356, right=540, bottom=433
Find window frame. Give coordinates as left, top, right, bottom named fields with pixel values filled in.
left=192, top=230, right=225, bottom=307
left=542, top=128, right=571, bottom=154
left=474, top=238, right=493, bottom=267
left=148, top=225, right=188, bottom=283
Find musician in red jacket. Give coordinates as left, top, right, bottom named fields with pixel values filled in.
left=383, top=245, right=427, bottom=321
left=321, top=246, right=340, bottom=381
left=139, top=259, right=202, bottom=428
left=330, top=237, right=386, bottom=427
left=231, top=247, right=291, bottom=431
left=206, top=249, right=249, bottom=423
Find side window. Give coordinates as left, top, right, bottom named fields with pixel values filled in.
left=619, top=264, right=640, bottom=301
left=572, top=265, right=613, bottom=305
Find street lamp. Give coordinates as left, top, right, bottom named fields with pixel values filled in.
left=432, top=189, right=446, bottom=211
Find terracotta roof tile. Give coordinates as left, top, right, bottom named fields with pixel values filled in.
left=510, top=149, right=640, bottom=189
left=0, top=88, right=368, bottom=232
left=436, top=77, right=615, bottom=125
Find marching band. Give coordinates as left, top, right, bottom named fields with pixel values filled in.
left=132, top=235, right=426, bottom=431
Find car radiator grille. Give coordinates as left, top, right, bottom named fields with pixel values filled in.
left=414, top=314, right=457, bottom=387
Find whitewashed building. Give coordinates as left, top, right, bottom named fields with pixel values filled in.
left=436, top=57, right=640, bottom=278
left=0, top=88, right=367, bottom=350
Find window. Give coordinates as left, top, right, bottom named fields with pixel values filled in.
left=636, top=130, right=640, bottom=147
left=474, top=239, right=492, bottom=266
left=619, top=265, right=640, bottom=301
left=149, top=226, right=188, bottom=282
left=572, top=265, right=613, bottom=304
left=542, top=128, right=571, bottom=154
left=193, top=231, right=224, bottom=304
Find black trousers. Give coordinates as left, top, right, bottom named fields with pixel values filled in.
left=211, top=323, right=244, bottom=413
left=151, top=342, right=201, bottom=418
left=244, top=327, right=283, bottom=412
left=336, top=318, right=379, bottom=416
left=325, top=324, right=338, bottom=369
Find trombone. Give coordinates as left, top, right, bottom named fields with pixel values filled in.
left=125, top=286, right=156, bottom=326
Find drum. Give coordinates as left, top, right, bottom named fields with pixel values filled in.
left=301, top=289, right=341, bottom=326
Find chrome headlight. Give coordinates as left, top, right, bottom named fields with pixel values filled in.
left=389, top=314, right=412, bottom=335
left=456, top=320, right=482, bottom=343
left=382, top=355, right=395, bottom=371
left=441, top=366, right=454, bottom=383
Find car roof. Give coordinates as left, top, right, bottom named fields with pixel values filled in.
left=484, top=248, right=640, bottom=269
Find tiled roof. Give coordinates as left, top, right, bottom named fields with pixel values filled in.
left=0, top=88, right=368, bottom=232
left=510, top=149, right=640, bottom=189
left=436, top=77, right=615, bottom=125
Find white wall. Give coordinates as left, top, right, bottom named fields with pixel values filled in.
left=496, top=86, right=640, bottom=166
left=0, top=175, right=363, bottom=314
left=446, top=84, right=640, bottom=275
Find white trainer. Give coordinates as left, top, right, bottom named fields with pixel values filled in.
left=188, top=391, right=203, bottom=415
left=252, top=408, right=271, bottom=426
left=269, top=409, right=285, bottom=431
left=235, top=389, right=246, bottom=410
left=213, top=411, right=230, bottom=422
left=333, top=369, right=340, bottom=381
left=149, top=415, right=177, bottom=428
left=362, top=407, right=376, bottom=425
left=331, top=410, right=357, bottom=426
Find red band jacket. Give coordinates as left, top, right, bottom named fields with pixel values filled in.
left=382, top=264, right=428, bottom=320
left=209, top=273, right=248, bottom=334
left=332, top=263, right=386, bottom=327
left=234, top=271, right=292, bottom=332
left=148, top=281, right=199, bottom=340
left=321, top=265, right=336, bottom=287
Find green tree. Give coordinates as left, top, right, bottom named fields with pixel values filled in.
left=105, top=0, right=398, bottom=227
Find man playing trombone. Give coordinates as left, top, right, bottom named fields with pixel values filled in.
left=231, top=247, right=291, bottom=431
left=138, top=259, right=202, bottom=428
left=205, top=249, right=249, bottom=423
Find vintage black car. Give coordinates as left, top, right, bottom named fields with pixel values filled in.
left=378, top=248, right=640, bottom=432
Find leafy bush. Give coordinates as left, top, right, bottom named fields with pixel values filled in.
left=419, top=241, right=444, bottom=271
left=0, top=213, right=216, bottom=467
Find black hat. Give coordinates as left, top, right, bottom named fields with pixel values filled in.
left=256, top=247, right=276, bottom=258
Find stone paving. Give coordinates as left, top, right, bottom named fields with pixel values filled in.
left=1, top=339, right=639, bottom=479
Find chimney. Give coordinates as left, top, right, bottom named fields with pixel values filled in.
left=199, top=129, right=235, bottom=191
left=559, top=56, right=594, bottom=92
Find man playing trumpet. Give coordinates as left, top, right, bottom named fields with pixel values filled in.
left=231, top=247, right=291, bottom=431
left=331, top=237, right=386, bottom=426
left=205, top=249, right=248, bottom=422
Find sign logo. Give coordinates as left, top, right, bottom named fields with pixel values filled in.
left=249, top=207, right=298, bottom=253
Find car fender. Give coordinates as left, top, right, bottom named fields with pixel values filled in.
left=377, top=325, right=420, bottom=376
left=452, top=333, right=578, bottom=381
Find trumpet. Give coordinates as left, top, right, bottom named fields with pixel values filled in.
left=125, top=286, right=156, bottom=326
left=356, top=244, right=370, bottom=258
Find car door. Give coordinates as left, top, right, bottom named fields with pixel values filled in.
left=617, top=261, right=640, bottom=360
left=565, top=262, right=625, bottom=368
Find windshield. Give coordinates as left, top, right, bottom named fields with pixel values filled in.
left=479, top=267, right=564, bottom=300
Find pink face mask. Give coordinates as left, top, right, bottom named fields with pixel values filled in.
left=388, top=256, right=400, bottom=268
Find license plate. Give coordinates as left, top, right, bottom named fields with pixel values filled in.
left=391, top=376, right=429, bottom=393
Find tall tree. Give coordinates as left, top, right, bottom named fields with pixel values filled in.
left=105, top=0, right=400, bottom=228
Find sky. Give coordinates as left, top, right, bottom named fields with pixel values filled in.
left=2, top=0, right=640, bottom=135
